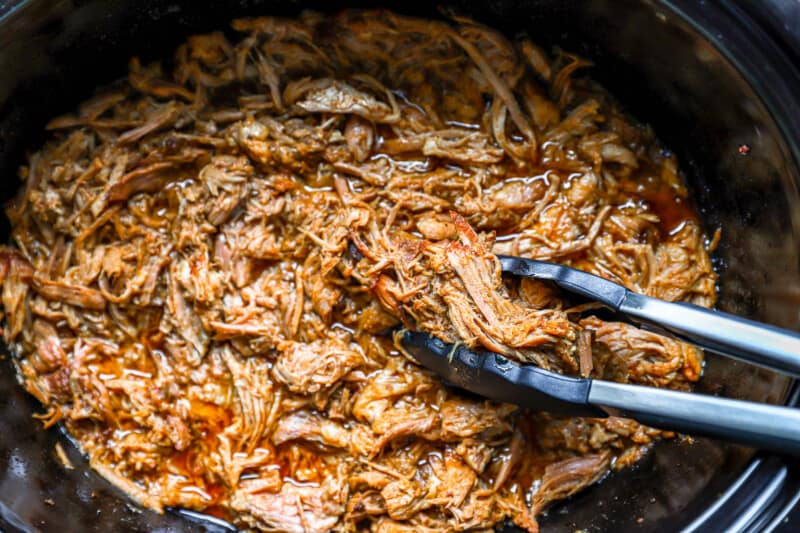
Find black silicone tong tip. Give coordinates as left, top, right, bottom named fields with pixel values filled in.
left=402, top=331, right=606, bottom=418
left=498, top=255, right=628, bottom=309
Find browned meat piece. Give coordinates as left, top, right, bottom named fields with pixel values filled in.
left=286, top=78, right=400, bottom=123
left=105, top=161, right=177, bottom=202
left=31, top=320, right=66, bottom=373
left=443, top=216, right=574, bottom=351
left=0, top=247, right=33, bottom=339
left=440, top=399, right=516, bottom=440
left=272, top=410, right=375, bottom=455
left=232, top=476, right=346, bottom=533
left=648, top=223, right=717, bottom=307
left=346, top=490, right=386, bottom=521
left=344, top=115, right=375, bottom=162
left=200, top=155, right=253, bottom=226
left=429, top=451, right=477, bottom=507
left=371, top=407, right=440, bottom=453
left=0, top=9, right=716, bottom=533
left=351, top=211, right=579, bottom=367
left=577, top=329, right=594, bottom=377
left=221, top=347, right=277, bottom=454
left=532, top=452, right=611, bottom=513
left=165, top=269, right=207, bottom=360
left=117, top=101, right=183, bottom=144
left=356, top=300, right=400, bottom=334
left=455, top=439, right=493, bottom=473
left=420, top=131, right=506, bottom=164
left=582, top=316, right=702, bottom=387
left=535, top=415, right=665, bottom=468
left=380, top=478, right=426, bottom=520
left=272, top=337, right=364, bottom=394
left=415, top=212, right=458, bottom=241
left=32, top=277, right=106, bottom=310
left=492, top=429, right=525, bottom=491
left=352, top=362, right=431, bottom=425
left=129, top=57, right=195, bottom=100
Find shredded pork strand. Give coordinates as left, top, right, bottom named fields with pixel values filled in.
left=0, top=10, right=716, bottom=533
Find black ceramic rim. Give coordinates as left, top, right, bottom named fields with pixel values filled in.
left=661, top=1, right=800, bottom=532
left=1, top=0, right=800, bottom=532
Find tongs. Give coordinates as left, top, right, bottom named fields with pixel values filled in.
left=402, top=255, right=800, bottom=455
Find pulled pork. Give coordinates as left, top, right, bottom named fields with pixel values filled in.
left=0, top=10, right=716, bottom=533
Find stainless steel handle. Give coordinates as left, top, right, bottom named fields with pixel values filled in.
left=620, top=292, right=800, bottom=378
left=589, top=380, right=800, bottom=455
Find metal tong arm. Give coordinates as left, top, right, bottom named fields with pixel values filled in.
left=403, top=331, right=800, bottom=456
left=499, top=255, right=800, bottom=378
left=589, top=380, right=800, bottom=455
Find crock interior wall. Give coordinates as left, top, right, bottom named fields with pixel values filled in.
left=0, top=1, right=798, bottom=532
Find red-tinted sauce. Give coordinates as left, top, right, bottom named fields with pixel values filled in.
left=641, top=187, right=698, bottom=236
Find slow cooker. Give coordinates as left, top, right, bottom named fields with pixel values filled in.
left=1, top=1, right=800, bottom=531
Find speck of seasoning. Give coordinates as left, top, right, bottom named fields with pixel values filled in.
left=44, top=498, right=55, bottom=506
left=738, top=144, right=751, bottom=155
